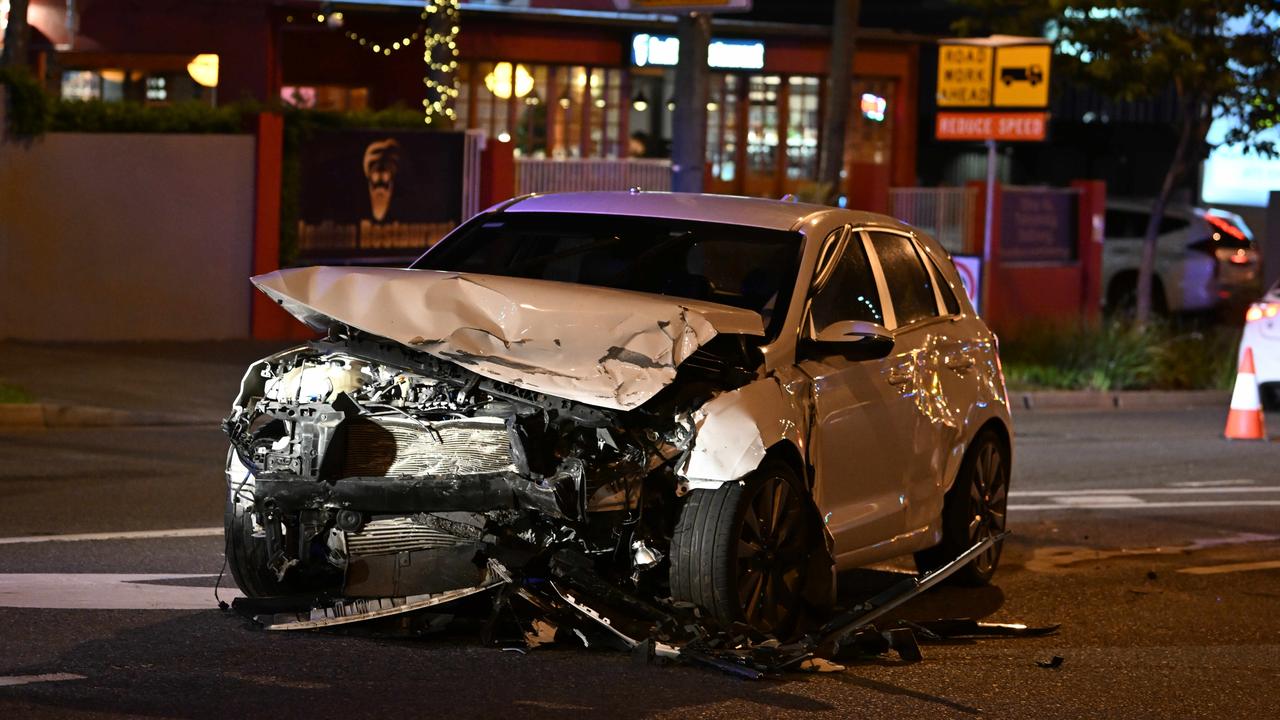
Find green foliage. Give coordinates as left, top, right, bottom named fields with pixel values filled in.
left=952, top=0, right=1280, bottom=159
left=0, top=66, right=50, bottom=136
left=0, top=382, right=33, bottom=404
left=48, top=100, right=254, bottom=134
left=1001, top=319, right=1240, bottom=391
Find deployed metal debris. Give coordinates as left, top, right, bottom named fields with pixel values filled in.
left=229, top=530, right=1052, bottom=678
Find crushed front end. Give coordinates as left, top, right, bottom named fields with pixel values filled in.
left=221, top=331, right=748, bottom=624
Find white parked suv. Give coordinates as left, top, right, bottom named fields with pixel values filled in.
left=1103, top=200, right=1261, bottom=314
left=1241, top=278, right=1280, bottom=410
left=223, top=192, right=1013, bottom=636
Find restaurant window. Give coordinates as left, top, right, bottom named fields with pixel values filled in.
left=60, top=69, right=214, bottom=105
left=456, top=62, right=624, bottom=159
left=706, top=74, right=740, bottom=182
left=845, top=78, right=895, bottom=168
left=746, top=75, right=781, bottom=174
left=280, top=86, right=369, bottom=111
left=786, top=76, right=820, bottom=179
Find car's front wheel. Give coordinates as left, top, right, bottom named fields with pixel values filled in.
left=914, top=428, right=1009, bottom=585
left=224, top=449, right=311, bottom=598
left=669, top=457, right=827, bottom=637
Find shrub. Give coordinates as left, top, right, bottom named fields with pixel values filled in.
left=1001, top=319, right=1240, bottom=391
left=0, top=66, right=51, bottom=136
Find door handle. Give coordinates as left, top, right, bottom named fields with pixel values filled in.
left=887, top=369, right=912, bottom=386
left=946, top=355, right=975, bottom=372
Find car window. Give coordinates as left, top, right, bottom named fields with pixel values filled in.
left=868, top=232, right=939, bottom=327
left=412, top=212, right=802, bottom=339
left=809, top=231, right=884, bottom=329
left=1105, top=209, right=1145, bottom=238
left=925, top=252, right=962, bottom=316
left=1159, top=215, right=1188, bottom=234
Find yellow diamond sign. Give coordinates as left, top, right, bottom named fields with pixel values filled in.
left=993, top=44, right=1051, bottom=108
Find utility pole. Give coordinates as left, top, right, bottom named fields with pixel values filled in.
left=1, top=0, right=30, bottom=69
left=817, top=0, right=860, bottom=205
left=670, top=12, right=710, bottom=193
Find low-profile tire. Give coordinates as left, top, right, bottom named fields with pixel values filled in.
left=224, top=493, right=303, bottom=598
left=224, top=448, right=310, bottom=598
left=669, top=457, right=826, bottom=637
left=914, top=428, right=1010, bottom=586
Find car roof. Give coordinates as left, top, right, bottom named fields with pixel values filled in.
left=500, top=191, right=915, bottom=234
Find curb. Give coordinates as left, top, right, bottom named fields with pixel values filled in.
left=1014, top=390, right=1231, bottom=411
left=0, top=403, right=214, bottom=429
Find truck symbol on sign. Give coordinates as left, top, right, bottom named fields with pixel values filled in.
left=1001, top=64, right=1044, bottom=86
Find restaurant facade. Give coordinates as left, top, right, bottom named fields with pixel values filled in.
left=15, top=0, right=926, bottom=205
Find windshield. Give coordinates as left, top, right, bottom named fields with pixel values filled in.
left=412, top=212, right=803, bottom=337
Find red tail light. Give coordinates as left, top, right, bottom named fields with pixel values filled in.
left=1205, top=213, right=1247, bottom=241
left=1246, top=303, right=1280, bottom=322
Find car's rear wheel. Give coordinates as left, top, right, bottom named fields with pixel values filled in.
left=914, top=428, right=1009, bottom=586
left=669, top=457, right=824, bottom=637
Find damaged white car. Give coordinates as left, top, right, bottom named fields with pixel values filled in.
left=223, top=192, right=1012, bottom=638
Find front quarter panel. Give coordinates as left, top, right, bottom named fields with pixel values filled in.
left=677, top=368, right=812, bottom=486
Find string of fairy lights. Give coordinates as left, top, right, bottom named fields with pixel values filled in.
left=422, top=1, right=461, bottom=125
left=283, top=2, right=460, bottom=124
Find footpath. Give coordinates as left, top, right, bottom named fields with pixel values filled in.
left=0, top=340, right=292, bottom=428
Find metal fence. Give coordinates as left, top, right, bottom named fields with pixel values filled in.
left=515, top=158, right=673, bottom=195
left=889, top=186, right=979, bottom=255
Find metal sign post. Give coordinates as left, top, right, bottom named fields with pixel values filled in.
left=935, top=35, right=1052, bottom=316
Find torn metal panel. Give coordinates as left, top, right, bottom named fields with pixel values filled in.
left=678, top=371, right=810, bottom=484
left=252, top=266, right=764, bottom=411
left=247, top=579, right=503, bottom=631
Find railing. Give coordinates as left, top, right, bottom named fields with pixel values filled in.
left=461, top=130, right=486, bottom=220
left=889, top=186, right=979, bottom=255
left=516, top=157, right=673, bottom=195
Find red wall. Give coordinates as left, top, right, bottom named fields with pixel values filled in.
left=973, top=180, right=1106, bottom=334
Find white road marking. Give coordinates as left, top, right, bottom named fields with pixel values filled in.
left=1011, top=500, right=1280, bottom=511
left=0, top=673, right=86, bottom=687
left=0, top=528, right=222, bottom=545
left=1048, top=495, right=1142, bottom=505
left=1170, top=479, right=1257, bottom=488
left=1177, top=560, right=1280, bottom=575
left=1011, top=486, right=1280, bottom=497
left=0, top=574, right=223, bottom=610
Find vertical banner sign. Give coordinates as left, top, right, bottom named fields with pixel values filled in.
left=951, top=255, right=983, bottom=314
left=297, top=130, right=466, bottom=263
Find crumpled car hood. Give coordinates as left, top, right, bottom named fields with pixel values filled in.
left=252, top=266, right=765, bottom=411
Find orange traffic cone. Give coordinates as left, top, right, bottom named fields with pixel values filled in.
left=1225, top=347, right=1266, bottom=441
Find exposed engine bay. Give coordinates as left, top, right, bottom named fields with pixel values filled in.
left=222, top=330, right=760, bottom=612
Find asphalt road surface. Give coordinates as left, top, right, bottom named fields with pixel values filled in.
left=1, top=406, right=1277, bottom=719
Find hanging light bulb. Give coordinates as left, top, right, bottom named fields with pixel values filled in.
left=558, top=86, right=572, bottom=109
left=666, top=97, right=676, bottom=112
left=631, top=89, right=649, bottom=112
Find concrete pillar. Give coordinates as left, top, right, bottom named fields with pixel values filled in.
left=671, top=14, right=710, bottom=194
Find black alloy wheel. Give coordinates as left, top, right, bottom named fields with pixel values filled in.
left=670, top=457, right=825, bottom=637
left=914, top=428, right=1009, bottom=586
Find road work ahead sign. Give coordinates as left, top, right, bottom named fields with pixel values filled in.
left=936, top=35, right=1052, bottom=141
left=993, top=44, right=1051, bottom=107
left=938, top=36, right=1050, bottom=109
left=937, top=45, right=992, bottom=107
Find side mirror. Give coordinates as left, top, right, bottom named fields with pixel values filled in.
left=809, top=320, right=894, bottom=357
